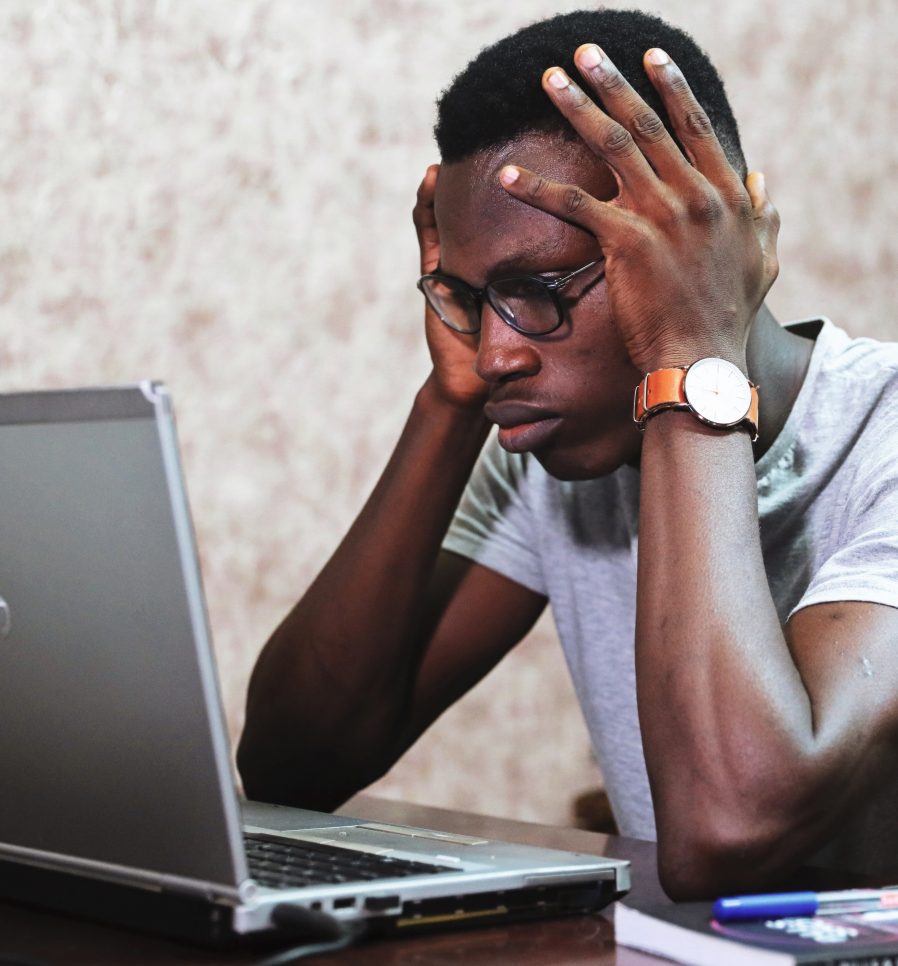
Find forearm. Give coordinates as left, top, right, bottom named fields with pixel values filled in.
left=238, top=374, right=490, bottom=807
left=636, top=411, right=832, bottom=894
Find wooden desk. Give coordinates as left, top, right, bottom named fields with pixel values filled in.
left=0, top=796, right=666, bottom=965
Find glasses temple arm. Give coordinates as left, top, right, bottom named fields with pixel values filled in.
left=546, top=259, right=601, bottom=291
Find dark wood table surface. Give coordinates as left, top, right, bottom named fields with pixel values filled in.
left=0, top=795, right=674, bottom=965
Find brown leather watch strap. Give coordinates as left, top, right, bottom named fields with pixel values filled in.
left=633, top=367, right=689, bottom=427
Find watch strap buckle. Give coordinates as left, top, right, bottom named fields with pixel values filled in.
left=633, top=366, right=689, bottom=431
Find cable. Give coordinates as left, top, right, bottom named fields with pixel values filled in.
left=251, top=932, right=357, bottom=966
left=252, top=904, right=367, bottom=966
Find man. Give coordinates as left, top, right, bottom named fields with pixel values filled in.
left=237, top=10, right=898, bottom=898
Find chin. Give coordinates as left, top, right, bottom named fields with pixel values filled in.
left=533, top=432, right=641, bottom=481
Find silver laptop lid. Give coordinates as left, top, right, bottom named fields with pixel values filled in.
left=0, top=383, right=248, bottom=900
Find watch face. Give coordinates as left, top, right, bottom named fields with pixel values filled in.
left=683, top=358, right=752, bottom=427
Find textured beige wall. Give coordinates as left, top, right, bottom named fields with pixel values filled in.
left=2, top=1, right=896, bottom=825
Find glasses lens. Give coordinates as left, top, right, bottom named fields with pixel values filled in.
left=488, top=277, right=560, bottom=334
left=419, top=277, right=480, bottom=333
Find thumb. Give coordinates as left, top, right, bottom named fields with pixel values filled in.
left=413, top=164, right=441, bottom=275
left=746, top=171, right=781, bottom=287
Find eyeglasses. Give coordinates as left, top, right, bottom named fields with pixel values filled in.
left=416, top=260, right=602, bottom=337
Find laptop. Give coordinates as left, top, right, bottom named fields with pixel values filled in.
left=0, top=383, right=629, bottom=947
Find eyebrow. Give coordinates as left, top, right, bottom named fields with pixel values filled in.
left=435, top=250, right=595, bottom=284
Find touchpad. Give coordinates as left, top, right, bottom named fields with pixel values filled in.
left=283, top=824, right=490, bottom=860
left=241, top=799, right=359, bottom=832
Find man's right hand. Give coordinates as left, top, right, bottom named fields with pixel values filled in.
left=414, top=164, right=490, bottom=412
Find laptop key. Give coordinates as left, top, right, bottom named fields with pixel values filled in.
left=243, top=833, right=460, bottom=889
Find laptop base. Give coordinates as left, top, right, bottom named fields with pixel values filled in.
left=0, top=856, right=625, bottom=950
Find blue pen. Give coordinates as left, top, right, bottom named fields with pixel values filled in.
left=713, top=886, right=898, bottom=922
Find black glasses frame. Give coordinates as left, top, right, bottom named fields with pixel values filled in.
left=416, top=259, right=601, bottom=336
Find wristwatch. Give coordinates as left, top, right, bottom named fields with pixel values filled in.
left=633, top=358, right=759, bottom=441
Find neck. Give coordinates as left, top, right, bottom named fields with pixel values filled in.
left=746, top=303, right=817, bottom=460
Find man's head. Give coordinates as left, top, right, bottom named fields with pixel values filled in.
left=435, top=9, right=745, bottom=177
left=429, top=10, right=746, bottom=481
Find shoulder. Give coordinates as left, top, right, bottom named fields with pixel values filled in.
left=810, top=317, right=898, bottom=388
left=787, top=319, right=898, bottom=461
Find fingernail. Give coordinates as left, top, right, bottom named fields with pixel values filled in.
left=499, top=166, right=520, bottom=185
left=546, top=68, right=570, bottom=90
left=647, top=48, right=670, bottom=66
left=746, top=171, right=765, bottom=193
left=577, top=44, right=604, bottom=70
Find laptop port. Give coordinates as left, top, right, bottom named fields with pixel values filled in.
left=365, top=895, right=400, bottom=911
left=333, top=897, right=356, bottom=910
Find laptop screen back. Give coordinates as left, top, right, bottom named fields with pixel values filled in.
left=0, top=385, right=246, bottom=892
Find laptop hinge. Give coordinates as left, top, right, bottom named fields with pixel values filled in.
left=0, top=843, right=242, bottom=906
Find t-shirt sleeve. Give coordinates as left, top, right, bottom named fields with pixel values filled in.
left=790, top=394, right=898, bottom=618
left=442, top=433, right=548, bottom=596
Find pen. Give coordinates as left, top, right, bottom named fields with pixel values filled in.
left=713, top=887, right=898, bottom=922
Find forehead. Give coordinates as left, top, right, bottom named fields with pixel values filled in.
left=434, top=134, right=616, bottom=282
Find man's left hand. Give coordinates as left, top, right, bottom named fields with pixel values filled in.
left=498, top=44, right=780, bottom=375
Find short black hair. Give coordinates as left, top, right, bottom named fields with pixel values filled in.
left=435, top=8, right=746, bottom=178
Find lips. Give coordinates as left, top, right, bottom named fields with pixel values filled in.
left=484, top=401, right=563, bottom=454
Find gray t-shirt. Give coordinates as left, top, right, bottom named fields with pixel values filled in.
left=444, top=318, right=898, bottom=874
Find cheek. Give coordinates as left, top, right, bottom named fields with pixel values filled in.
left=549, top=286, right=638, bottom=410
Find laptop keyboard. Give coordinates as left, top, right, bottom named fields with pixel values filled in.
left=244, top=833, right=460, bottom=890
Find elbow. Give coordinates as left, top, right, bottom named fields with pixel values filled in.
left=237, top=710, right=394, bottom=812
left=654, top=782, right=827, bottom=900
left=237, top=729, right=351, bottom=812
left=657, top=823, right=790, bottom=901
left=237, top=682, right=339, bottom=808
left=650, top=732, right=848, bottom=899
left=235, top=713, right=312, bottom=808
left=237, top=656, right=410, bottom=810
left=236, top=729, right=275, bottom=803
left=236, top=725, right=290, bottom=806
left=656, top=826, right=763, bottom=901
left=237, top=697, right=284, bottom=802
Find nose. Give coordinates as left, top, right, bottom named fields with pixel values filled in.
left=473, top=304, right=541, bottom=386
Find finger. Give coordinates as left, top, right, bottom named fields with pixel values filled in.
left=642, top=48, right=739, bottom=188
left=413, top=163, right=441, bottom=275
left=498, top=163, right=640, bottom=251
left=573, top=43, right=686, bottom=183
left=541, top=67, right=656, bottom=195
left=746, top=171, right=781, bottom=286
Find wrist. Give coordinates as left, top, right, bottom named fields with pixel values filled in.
left=636, top=337, right=748, bottom=377
left=640, top=351, right=749, bottom=376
